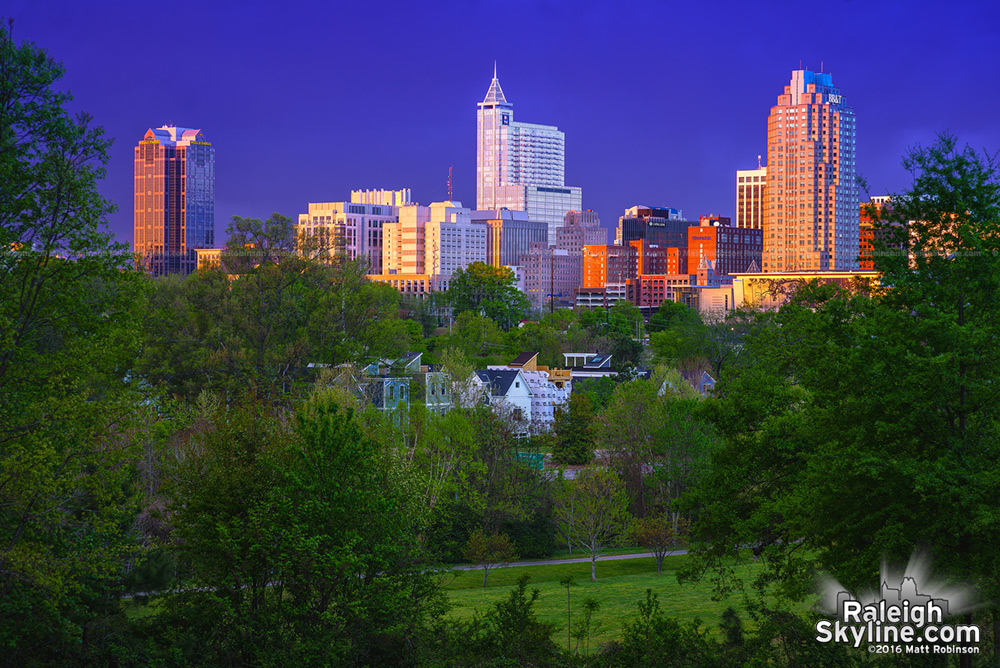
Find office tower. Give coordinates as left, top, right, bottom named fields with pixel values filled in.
left=134, top=126, right=215, bottom=276
left=737, top=165, right=767, bottom=229
left=471, top=208, right=548, bottom=267
left=764, top=69, right=858, bottom=272
left=476, top=65, right=582, bottom=244
left=297, top=200, right=400, bottom=273
left=616, top=206, right=689, bottom=247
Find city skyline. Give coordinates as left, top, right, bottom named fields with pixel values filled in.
left=8, top=0, right=1000, bottom=248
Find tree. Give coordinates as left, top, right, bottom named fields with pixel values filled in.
left=463, top=529, right=518, bottom=588
left=683, top=136, right=1000, bottom=662
left=553, top=467, right=632, bottom=580
left=0, top=22, right=149, bottom=662
left=552, top=392, right=596, bottom=465
left=159, top=392, right=439, bottom=666
left=138, top=217, right=411, bottom=400
left=633, top=516, right=687, bottom=574
left=448, top=261, right=530, bottom=330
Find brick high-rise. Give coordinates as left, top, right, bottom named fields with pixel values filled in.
left=134, top=126, right=215, bottom=276
left=763, top=70, right=858, bottom=272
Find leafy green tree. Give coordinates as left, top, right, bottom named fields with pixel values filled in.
left=632, top=516, right=687, bottom=574
left=552, top=392, right=596, bottom=465
left=435, top=575, right=565, bottom=667
left=159, top=393, right=439, bottom=667
left=0, top=22, right=149, bottom=662
left=595, top=375, right=714, bottom=521
left=553, top=467, right=632, bottom=580
left=463, top=529, right=518, bottom=588
left=448, top=261, right=530, bottom=330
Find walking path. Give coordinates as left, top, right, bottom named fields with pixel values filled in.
left=451, top=548, right=689, bottom=571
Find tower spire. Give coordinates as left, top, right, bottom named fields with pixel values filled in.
left=493, top=60, right=497, bottom=80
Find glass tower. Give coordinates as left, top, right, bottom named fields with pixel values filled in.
left=134, top=126, right=215, bottom=276
left=476, top=66, right=582, bottom=245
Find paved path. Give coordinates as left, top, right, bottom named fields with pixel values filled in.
left=450, top=548, right=689, bottom=571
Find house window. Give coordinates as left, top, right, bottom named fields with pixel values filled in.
left=515, top=381, right=520, bottom=388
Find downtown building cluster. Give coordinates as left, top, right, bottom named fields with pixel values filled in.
left=135, top=67, right=882, bottom=314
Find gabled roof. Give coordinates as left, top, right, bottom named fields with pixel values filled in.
left=509, top=352, right=537, bottom=368
left=475, top=369, right=528, bottom=397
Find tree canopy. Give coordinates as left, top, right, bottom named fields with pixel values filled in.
left=447, top=261, right=530, bottom=330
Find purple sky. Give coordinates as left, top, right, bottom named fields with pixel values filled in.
left=9, top=0, right=1000, bottom=247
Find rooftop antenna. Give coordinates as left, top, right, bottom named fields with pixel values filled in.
left=493, top=60, right=497, bottom=80
left=821, top=60, right=824, bottom=73
left=447, top=165, right=454, bottom=201
left=757, top=154, right=762, bottom=169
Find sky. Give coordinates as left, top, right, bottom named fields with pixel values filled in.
left=8, top=0, right=1000, bottom=247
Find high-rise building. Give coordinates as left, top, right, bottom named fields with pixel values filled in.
left=737, top=166, right=767, bottom=229
left=476, top=66, right=582, bottom=245
left=763, top=69, right=858, bottom=272
left=134, top=126, right=215, bottom=276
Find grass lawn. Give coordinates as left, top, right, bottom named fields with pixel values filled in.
left=440, top=553, right=779, bottom=653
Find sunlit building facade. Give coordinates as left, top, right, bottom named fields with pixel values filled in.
left=297, top=201, right=399, bottom=273
left=764, top=70, right=858, bottom=272
left=736, top=166, right=767, bottom=230
left=476, top=66, right=582, bottom=244
left=134, top=126, right=215, bottom=276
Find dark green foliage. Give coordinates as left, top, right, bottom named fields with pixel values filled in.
left=500, top=509, right=557, bottom=559
left=553, top=392, right=596, bottom=465
left=429, top=576, right=567, bottom=667
left=150, top=395, right=441, bottom=667
left=0, top=22, right=149, bottom=664
left=598, top=590, right=721, bottom=667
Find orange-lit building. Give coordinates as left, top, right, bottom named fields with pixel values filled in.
left=134, top=126, right=215, bottom=276
left=763, top=70, right=858, bottom=272
left=582, top=240, right=685, bottom=289
left=687, top=222, right=762, bottom=277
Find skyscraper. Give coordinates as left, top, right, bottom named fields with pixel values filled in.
left=763, top=70, right=858, bottom=272
left=476, top=65, right=582, bottom=245
left=134, top=126, right=215, bottom=276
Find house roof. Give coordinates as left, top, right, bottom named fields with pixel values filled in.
left=475, top=369, right=527, bottom=397
left=509, top=352, right=537, bottom=367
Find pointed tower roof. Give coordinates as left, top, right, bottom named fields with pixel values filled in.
left=482, top=62, right=508, bottom=105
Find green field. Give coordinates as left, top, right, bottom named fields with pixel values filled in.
left=440, top=554, right=777, bottom=653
